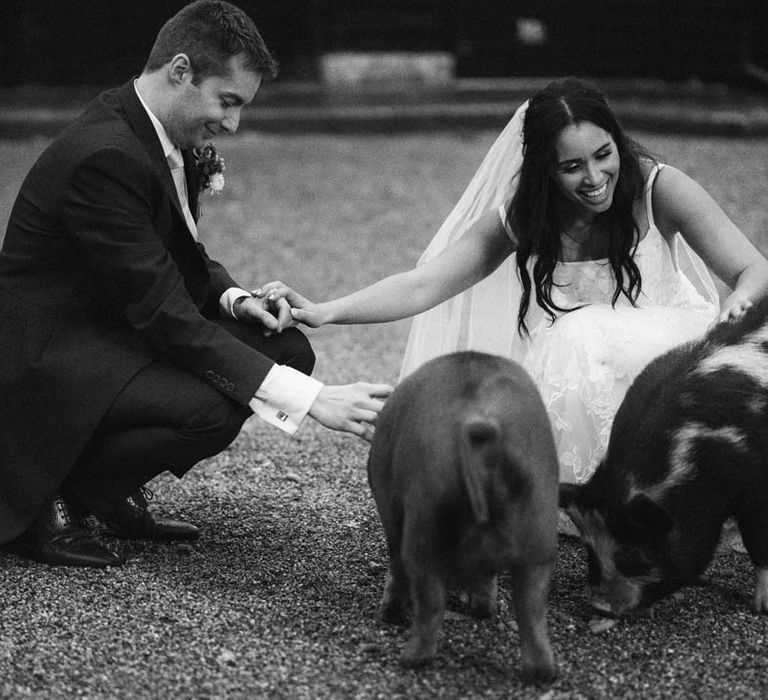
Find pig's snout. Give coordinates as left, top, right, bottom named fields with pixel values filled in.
left=588, top=578, right=643, bottom=617
left=588, top=596, right=614, bottom=616
left=588, top=592, right=636, bottom=618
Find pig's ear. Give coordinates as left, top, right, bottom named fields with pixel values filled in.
left=627, top=494, right=674, bottom=539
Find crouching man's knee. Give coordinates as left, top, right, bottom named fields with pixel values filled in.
left=278, top=328, right=315, bottom=375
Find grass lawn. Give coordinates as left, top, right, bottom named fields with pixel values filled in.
left=1, top=129, right=768, bottom=698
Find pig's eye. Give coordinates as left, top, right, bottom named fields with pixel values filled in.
left=615, top=549, right=652, bottom=577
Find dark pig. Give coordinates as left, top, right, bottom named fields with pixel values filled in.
left=368, top=351, right=558, bottom=682
left=560, top=300, right=768, bottom=616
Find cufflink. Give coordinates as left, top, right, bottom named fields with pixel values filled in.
left=276, top=410, right=289, bottom=422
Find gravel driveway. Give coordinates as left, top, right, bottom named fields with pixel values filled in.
left=2, top=408, right=767, bottom=698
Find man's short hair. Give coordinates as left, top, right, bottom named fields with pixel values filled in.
left=144, top=0, right=278, bottom=83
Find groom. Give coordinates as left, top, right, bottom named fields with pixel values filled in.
left=0, top=0, right=391, bottom=568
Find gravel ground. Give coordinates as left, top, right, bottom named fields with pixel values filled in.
left=1, top=422, right=766, bottom=699
left=2, top=131, right=768, bottom=698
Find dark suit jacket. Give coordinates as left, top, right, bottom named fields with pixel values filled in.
left=0, top=81, right=274, bottom=541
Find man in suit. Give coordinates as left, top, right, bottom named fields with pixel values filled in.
left=0, top=0, right=391, bottom=568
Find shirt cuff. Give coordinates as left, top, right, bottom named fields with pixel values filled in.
left=220, top=287, right=252, bottom=319
left=249, top=364, right=324, bottom=436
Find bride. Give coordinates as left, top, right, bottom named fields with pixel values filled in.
left=258, top=77, right=768, bottom=488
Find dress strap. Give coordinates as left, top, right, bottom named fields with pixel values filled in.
left=498, top=203, right=514, bottom=240
left=644, top=162, right=665, bottom=229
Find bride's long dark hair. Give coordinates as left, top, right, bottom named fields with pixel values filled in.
left=509, top=78, right=653, bottom=335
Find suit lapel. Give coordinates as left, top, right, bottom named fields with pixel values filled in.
left=116, top=81, right=209, bottom=305
left=118, top=81, right=191, bottom=232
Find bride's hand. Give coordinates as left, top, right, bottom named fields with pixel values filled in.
left=715, top=295, right=753, bottom=326
left=253, top=281, right=331, bottom=329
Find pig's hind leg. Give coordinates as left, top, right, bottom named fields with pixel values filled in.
left=510, top=561, right=557, bottom=683
left=380, top=555, right=410, bottom=624
left=732, top=507, right=768, bottom=613
left=400, top=565, right=447, bottom=668
left=378, top=509, right=410, bottom=624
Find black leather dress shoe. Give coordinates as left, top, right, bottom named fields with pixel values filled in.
left=103, top=487, right=200, bottom=542
left=10, top=495, right=123, bottom=568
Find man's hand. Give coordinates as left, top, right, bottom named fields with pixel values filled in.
left=308, top=382, right=393, bottom=441
left=254, top=281, right=329, bottom=329
left=233, top=295, right=293, bottom=336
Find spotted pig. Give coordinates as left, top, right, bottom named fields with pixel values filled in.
left=367, top=351, right=558, bottom=683
left=560, top=300, right=768, bottom=616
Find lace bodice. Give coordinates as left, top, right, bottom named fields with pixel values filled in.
left=549, top=224, right=714, bottom=314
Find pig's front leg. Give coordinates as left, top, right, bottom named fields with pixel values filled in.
left=401, top=569, right=447, bottom=668
left=511, top=561, right=557, bottom=684
left=753, top=567, right=768, bottom=613
left=733, top=513, right=768, bottom=613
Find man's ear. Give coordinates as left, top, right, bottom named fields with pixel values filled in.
left=627, top=493, right=673, bottom=540
left=169, top=54, right=192, bottom=85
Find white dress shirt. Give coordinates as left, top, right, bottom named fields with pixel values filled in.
left=133, top=81, right=322, bottom=434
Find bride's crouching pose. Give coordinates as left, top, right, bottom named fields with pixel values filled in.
left=259, top=78, right=768, bottom=494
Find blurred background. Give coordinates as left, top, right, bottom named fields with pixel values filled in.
left=2, top=0, right=768, bottom=89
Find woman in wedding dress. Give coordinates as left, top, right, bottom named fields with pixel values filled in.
left=258, top=78, right=768, bottom=491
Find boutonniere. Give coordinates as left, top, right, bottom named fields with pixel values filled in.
left=193, top=143, right=226, bottom=195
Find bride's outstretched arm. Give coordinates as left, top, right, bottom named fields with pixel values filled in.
left=257, top=209, right=514, bottom=328
left=653, top=165, right=768, bottom=323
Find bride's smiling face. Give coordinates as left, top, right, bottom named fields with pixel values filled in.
left=550, top=121, right=620, bottom=216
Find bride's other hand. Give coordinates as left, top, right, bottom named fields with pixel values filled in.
left=716, top=295, right=753, bottom=325
left=253, top=281, right=331, bottom=328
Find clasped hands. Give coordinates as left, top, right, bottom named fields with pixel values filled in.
left=231, top=282, right=321, bottom=335
left=232, top=281, right=325, bottom=334
left=231, top=290, right=293, bottom=336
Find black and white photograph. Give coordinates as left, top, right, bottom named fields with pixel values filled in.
left=2, top=1, right=768, bottom=697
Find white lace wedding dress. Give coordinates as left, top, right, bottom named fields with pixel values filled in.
left=511, top=165, right=718, bottom=484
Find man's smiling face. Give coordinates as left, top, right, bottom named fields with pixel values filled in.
left=165, top=53, right=261, bottom=150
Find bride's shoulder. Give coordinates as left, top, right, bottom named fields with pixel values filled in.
left=644, top=164, right=707, bottom=233
left=640, top=161, right=695, bottom=201
left=649, top=164, right=698, bottom=199
left=638, top=157, right=664, bottom=182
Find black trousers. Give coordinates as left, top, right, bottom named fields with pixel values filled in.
left=63, top=321, right=315, bottom=518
